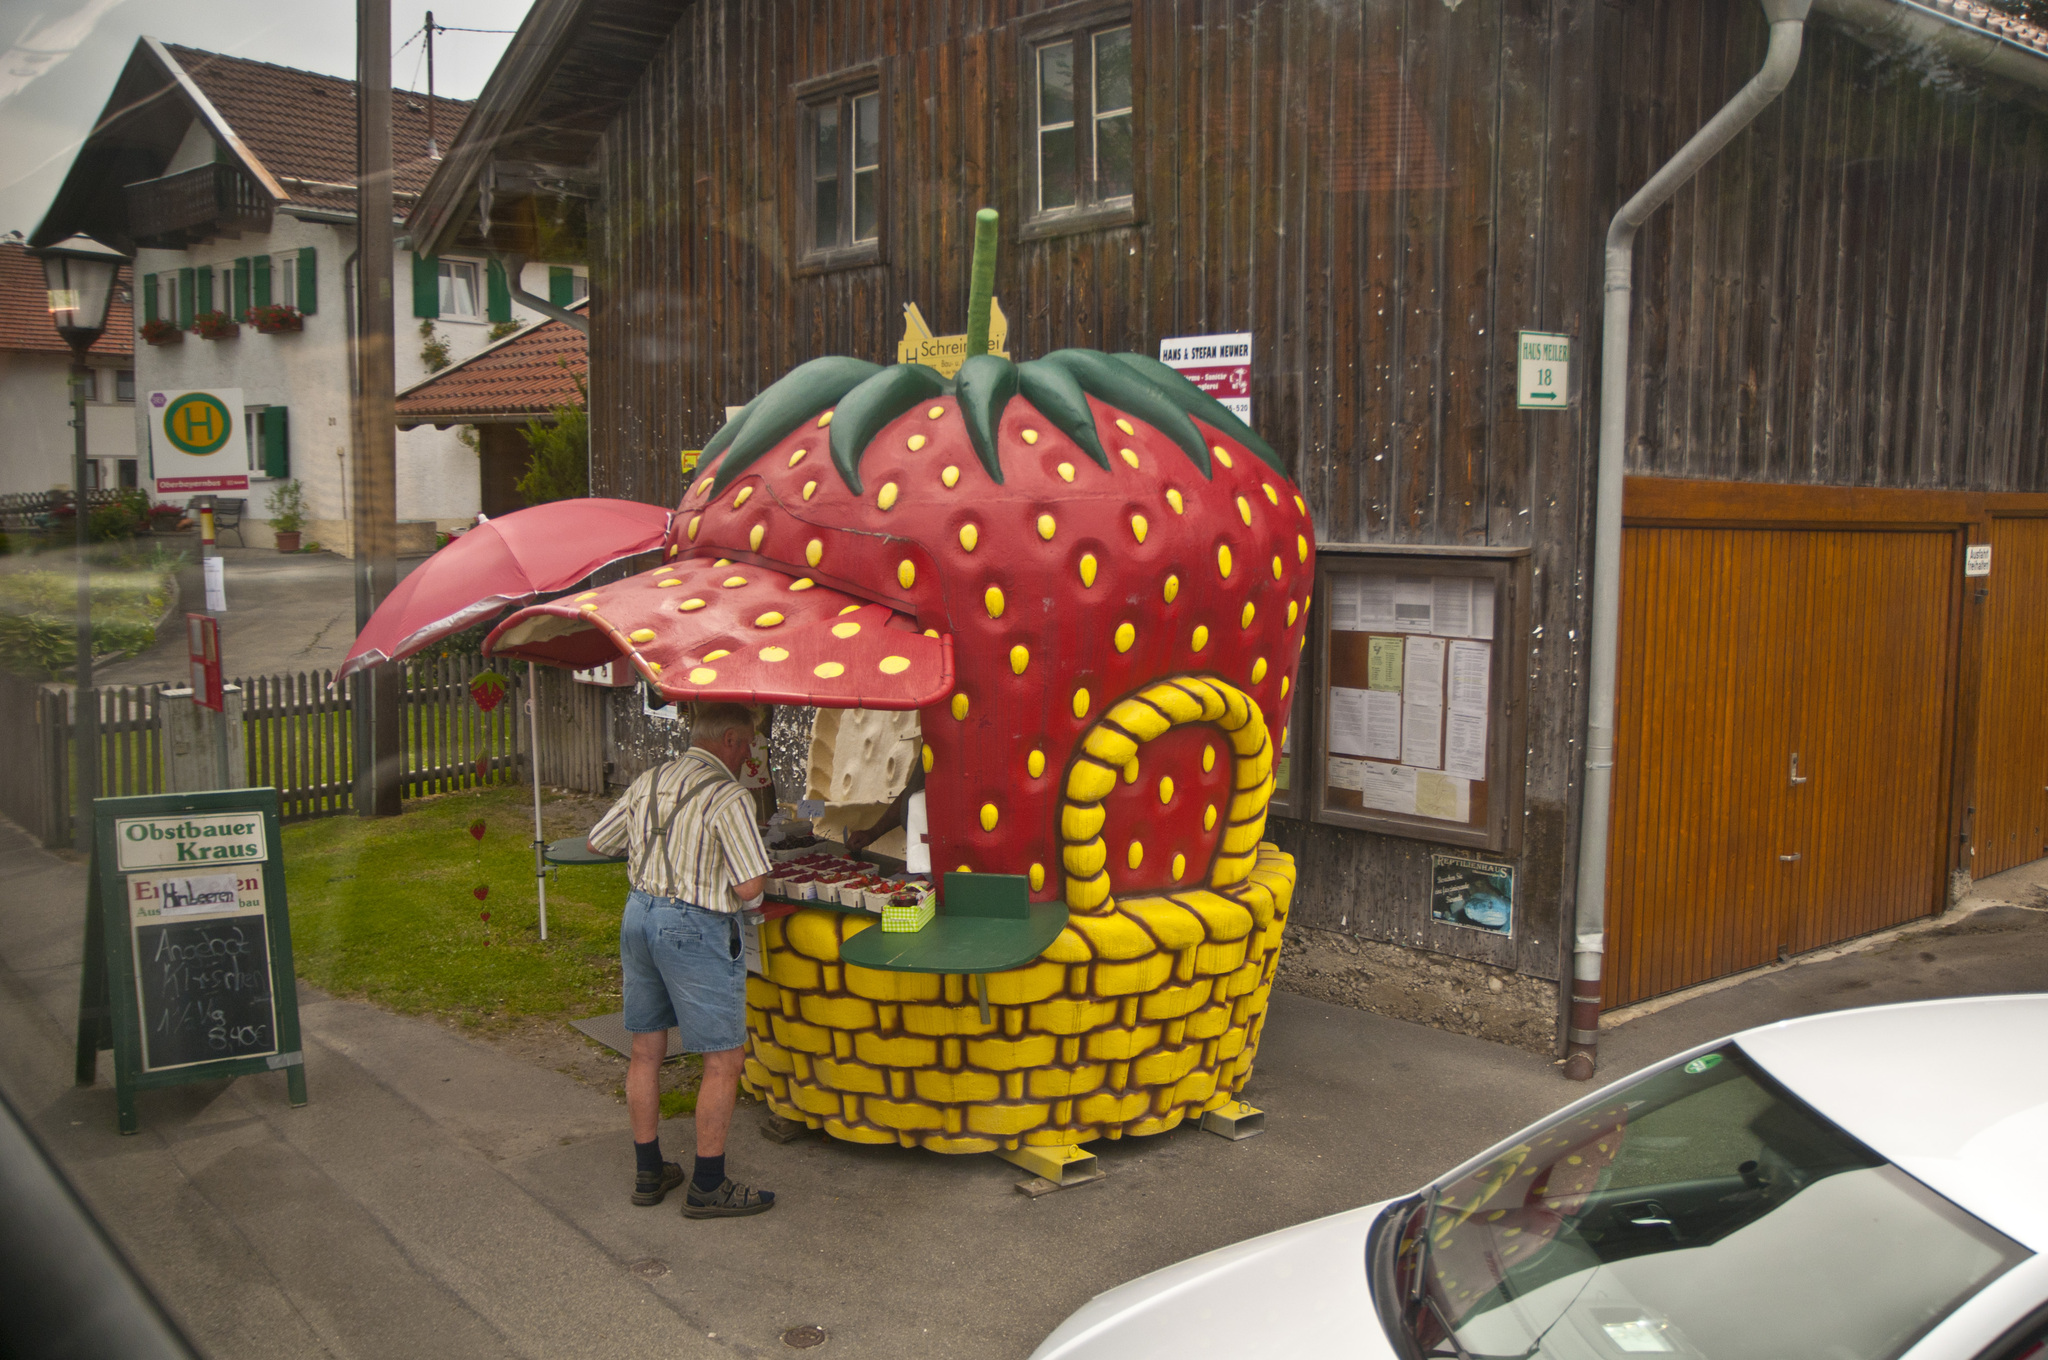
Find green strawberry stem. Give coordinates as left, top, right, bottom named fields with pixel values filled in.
left=964, top=208, right=999, bottom=359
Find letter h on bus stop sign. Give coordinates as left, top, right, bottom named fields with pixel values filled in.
left=186, top=614, right=223, bottom=712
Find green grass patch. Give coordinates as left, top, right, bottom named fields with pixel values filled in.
left=283, top=786, right=631, bottom=1027
left=0, top=542, right=184, bottom=677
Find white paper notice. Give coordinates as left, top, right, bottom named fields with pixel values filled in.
left=1331, top=576, right=1363, bottom=632
left=1447, top=640, right=1491, bottom=715
left=1472, top=586, right=1495, bottom=640
left=1358, top=761, right=1419, bottom=814
left=1364, top=689, right=1403, bottom=761
left=1359, top=576, right=1395, bottom=626
left=1329, top=686, right=1372, bottom=757
left=1393, top=576, right=1433, bottom=633
left=1444, top=710, right=1489, bottom=781
left=1432, top=577, right=1473, bottom=636
left=903, top=790, right=931, bottom=874
left=1403, top=703, right=1443, bottom=770
left=1415, top=771, right=1471, bottom=822
left=1328, top=756, right=1367, bottom=791
left=1403, top=636, right=1446, bottom=706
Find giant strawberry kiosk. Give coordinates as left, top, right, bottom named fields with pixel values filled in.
left=486, top=221, right=1314, bottom=1174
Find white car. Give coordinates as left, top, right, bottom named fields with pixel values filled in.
left=1032, top=996, right=2048, bottom=1360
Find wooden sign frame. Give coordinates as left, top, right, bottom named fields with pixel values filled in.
left=78, top=788, right=306, bottom=1134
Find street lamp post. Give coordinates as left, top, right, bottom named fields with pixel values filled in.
left=34, top=234, right=128, bottom=845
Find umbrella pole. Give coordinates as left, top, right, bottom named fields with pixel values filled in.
left=528, top=660, right=548, bottom=941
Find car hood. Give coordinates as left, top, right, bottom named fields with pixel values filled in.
left=1029, top=1200, right=1398, bottom=1360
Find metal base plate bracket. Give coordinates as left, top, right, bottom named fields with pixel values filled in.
left=759, top=1113, right=813, bottom=1144
left=1201, top=1100, right=1265, bottom=1140
left=997, top=1142, right=1103, bottom=1194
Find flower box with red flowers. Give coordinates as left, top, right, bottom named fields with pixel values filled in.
left=191, top=310, right=239, bottom=340
left=243, top=303, right=303, bottom=334
left=139, top=318, right=183, bottom=346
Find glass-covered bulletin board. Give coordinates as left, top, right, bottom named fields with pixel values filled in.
left=1312, top=553, right=1525, bottom=851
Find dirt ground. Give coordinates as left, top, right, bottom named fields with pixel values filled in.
left=1273, top=923, right=1558, bottom=1054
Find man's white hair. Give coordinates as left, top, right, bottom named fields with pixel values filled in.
left=689, top=702, right=755, bottom=748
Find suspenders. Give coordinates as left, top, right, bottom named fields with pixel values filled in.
left=634, top=755, right=737, bottom=899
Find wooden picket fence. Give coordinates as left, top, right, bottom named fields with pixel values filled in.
left=0, top=656, right=612, bottom=848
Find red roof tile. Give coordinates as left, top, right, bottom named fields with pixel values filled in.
left=164, top=44, right=472, bottom=215
left=395, top=305, right=587, bottom=424
left=0, top=242, right=133, bottom=356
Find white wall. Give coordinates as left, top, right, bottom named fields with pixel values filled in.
left=0, top=350, right=138, bottom=497
left=132, top=215, right=571, bottom=554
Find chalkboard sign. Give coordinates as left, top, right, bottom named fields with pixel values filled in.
left=80, top=789, right=306, bottom=1134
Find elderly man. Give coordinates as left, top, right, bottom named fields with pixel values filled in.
left=586, top=701, right=776, bottom=1218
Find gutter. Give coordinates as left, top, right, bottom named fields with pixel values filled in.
left=1566, top=0, right=1812, bottom=1082
left=1814, top=0, right=2048, bottom=95
left=491, top=251, right=589, bottom=334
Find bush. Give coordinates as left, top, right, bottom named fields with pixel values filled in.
left=88, top=490, right=150, bottom=542
left=516, top=370, right=589, bottom=506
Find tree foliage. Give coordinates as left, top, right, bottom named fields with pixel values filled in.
left=516, top=367, right=589, bottom=506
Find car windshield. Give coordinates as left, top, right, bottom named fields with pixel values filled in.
left=1390, top=1046, right=2030, bottom=1360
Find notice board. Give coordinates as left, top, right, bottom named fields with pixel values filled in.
left=82, top=788, right=306, bottom=1133
left=1312, top=554, right=1525, bottom=851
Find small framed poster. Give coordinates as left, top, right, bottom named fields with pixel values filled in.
left=1431, top=854, right=1515, bottom=936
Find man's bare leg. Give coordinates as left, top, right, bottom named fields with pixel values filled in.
left=627, top=1030, right=669, bottom=1144
left=694, top=1046, right=745, bottom=1157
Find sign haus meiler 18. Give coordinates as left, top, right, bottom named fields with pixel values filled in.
left=116, top=812, right=268, bottom=868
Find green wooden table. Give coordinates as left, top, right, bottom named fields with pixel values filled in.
left=544, top=836, right=626, bottom=866
left=838, top=873, right=1068, bottom=1019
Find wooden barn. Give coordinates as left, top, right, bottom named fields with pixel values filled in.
left=411, top=0, right=2048, bottom=1054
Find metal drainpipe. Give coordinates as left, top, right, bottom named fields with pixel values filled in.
left=1565, top=0, right=1811, bottom=1082
left=490, top=251, right=589, bottom=334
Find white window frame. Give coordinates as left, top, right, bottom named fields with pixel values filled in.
left=277, top=250, right=297, bottom=309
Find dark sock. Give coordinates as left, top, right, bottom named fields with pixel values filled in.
left=692, top=1153, right=725, bottom=1192
left=635, top=1139, right=663, bottom=1176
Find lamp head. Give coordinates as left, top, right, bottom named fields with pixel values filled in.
left=32, top=234, right=128, bottom=356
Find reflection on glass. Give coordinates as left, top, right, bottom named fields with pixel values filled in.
left=813, top=103, right=840, bottom=247
left=1094, top=27, right=1131, bottom=117
left=1038, top=40, right=1076, bottom=211
left=1394, top=1047, right=2026, bottom=1360
left=852, top=93, right=880, bottom=242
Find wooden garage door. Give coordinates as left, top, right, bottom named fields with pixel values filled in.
left=1975, top=516, right=2048, bottom=877
left=1606, top=526, right=1958, bottom=1008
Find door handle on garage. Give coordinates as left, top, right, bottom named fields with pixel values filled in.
left=1779, top=853, right=1801, bottom=862
left=1789, top=753, right=1808, bottom=786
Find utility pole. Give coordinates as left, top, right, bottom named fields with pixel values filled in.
left=354, top=0, right=402, bottom=816
left=425, top=11, right=438, bottom=160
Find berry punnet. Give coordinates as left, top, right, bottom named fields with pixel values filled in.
left=490, top=344, right=1314, bottom=1152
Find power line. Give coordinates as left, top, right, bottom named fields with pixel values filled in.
left=433, top=25, right=517, bottom=33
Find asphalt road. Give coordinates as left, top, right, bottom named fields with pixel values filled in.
left=1, top=821, right=2042, bottom=1359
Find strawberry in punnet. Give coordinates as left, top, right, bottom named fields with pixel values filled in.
left=487, top=210, right=1313, bottom=1152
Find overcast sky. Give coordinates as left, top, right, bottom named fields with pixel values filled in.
left=0, top=0, right=535, bottom=236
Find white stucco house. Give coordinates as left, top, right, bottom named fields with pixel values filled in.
left=31, top=40, right=587, bottom=552
left=0, top=238, right=137, bottom=499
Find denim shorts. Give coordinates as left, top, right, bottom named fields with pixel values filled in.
left=619, top=888, right=747, bottom=1053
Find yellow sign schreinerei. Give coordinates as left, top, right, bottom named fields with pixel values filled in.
left=897, top=300, right=1008, bottom=378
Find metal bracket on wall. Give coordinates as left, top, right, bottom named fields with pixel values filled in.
left=1201, top=1100, right=1266, bottom=1140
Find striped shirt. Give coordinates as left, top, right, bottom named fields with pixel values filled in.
left=586, top=747, right=771, bottom=911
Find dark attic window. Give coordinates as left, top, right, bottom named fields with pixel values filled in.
left=1020, top=4, right=1136, bottom=239
left=795, top=66, right=885, bottom=272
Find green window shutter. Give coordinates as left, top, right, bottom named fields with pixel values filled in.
left=177, top=267, right=195, bottom=326
left=261, top=407, right=290, bottom=478
left=253, top=255, right=272, bottom=309
left=143, top=274, right=158, bottom=323
left=233, top=257, right=250, bottom=317
left=196, top=267, right=213, bottom=314
left=548, top=266, right=573, bottom=307
left=412, top=253, right=441, bottom=318
left=486, top=258, right=511, bottom=323
left=297, top=246, right=317, bottom=315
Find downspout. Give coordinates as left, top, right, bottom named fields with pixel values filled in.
left=490, top=251, right=589, bottom=333
left=1565, top=0, right=1811, bottom=1082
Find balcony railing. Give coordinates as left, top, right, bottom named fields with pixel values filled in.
left=124, top=164, right=273, bottom=249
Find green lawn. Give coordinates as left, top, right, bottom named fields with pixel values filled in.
left=283, top=786, right=632, bottom=1027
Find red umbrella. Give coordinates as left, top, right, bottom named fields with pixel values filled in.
left=338, top=498, right=673, bottom=678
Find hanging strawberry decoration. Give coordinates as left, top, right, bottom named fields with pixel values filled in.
left=468, top=669, right=508, bottom=712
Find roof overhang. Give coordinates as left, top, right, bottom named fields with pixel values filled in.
left=1816, top=0, right=2048, bottom=110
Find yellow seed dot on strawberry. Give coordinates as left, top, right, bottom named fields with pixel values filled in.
left=878, top=482, right=899, bottom=510
left=1158, top=776, right=1175, bottom=804
left=1114, top=622, right=1135, bottom=652
left=1080, top=554, right=1098, bottom=587
left=1241, top=602, right=1256, bottom=628
left=1212, top=445, right=1234, bottom=468
left=1204, top=804, right=1218, bottom=830
left=959, top=524, right=979, bottom=552
left=806, top=539, right=823, bottom=566
left=686, top=515, right=702, bottom=540
left=1057, top=462, right=1075, bottom=482
left=579, top=602, right=597, bottom=611
left=839, top=604, right=861, bottom=616
left=1166, top=488, right=1184, bottom=515
left=722, top=575, right=746, bottom=587
left=623, top=628, right=652, bottom=644
left=1172, top=853, right=1186, bottom=880
left=1164, top=575, right=1179, bottom=603
left=1287, top=600, right=1299, bottom=625
left=832, top=621, right=861, bottom=638
left=1281, top=675, right=1291, bottom=698
left=689, top=667, right=717, bottom=684
left=814, top=661, right=844, bottom=678
left=733, top=487, right=753, bottom=508
left=791, top=578, right=816, bottom=591
left=1116, top=418, right=1135, bottom=436
left=1010, top=645, right=1029, bottom=674
left=756, top=611, right=785, bottom=627
left=1037, top=514, right=1056, bottom=540
left=692, top=476, right=711, bottom=497
left=748, top=524, right=765, bottom=550
left=1252, top=657, right=1268, bottom=682
left=647, top=660, right=662, bottom=673
left=1202, top=745, right=1216, bottom=772
left=802, top=480, right=818, bottom=500
left=1192, top=625, right=1210, bottom=651
left=577, top=591, right=598, bottom=600
left=898, top=559, right=916, bottom=588
left=1272, top=555, right=1284, bottom=580
left=1263, top=484, right=1280, bottom=504
left=879, top=655, right=910, bottom=674
left=680, top=599, right=706, bottom=611
left=1298, top=534, right=1309, bottom=563
left=657, top=578, right=681, bottom=588
left=923, top=628, right=938, bottom=637
left=927, top=405, right=944, bottom=419
left=980, top=804, right=999, bottom=831
left=1029, top=863, right=1045, bottom=891
left=1120, top=448, right=1140, bottom=469
left=985, top=586, right=1005, bottom=618
left=1131, top=514, right=1148, bottom=543
left=951, top=693, right=970, bottom=720
left=789, top=448, right=809, bottom=468
left=761, top=646, right=789, bottom=662
left=921, top=743, right=934, bottom=772
left=941, top=465, right=960, bottom=488
left=1127, top=841, right=1144, bottom=869
left=703, top=650, right=730, bottom=661
left=817, top=411, right=833, bottom=427
left=1022, top=429, right=1039, bottom=444
left=1295, top=494, right=1307, bottom=515
left=1217, top=545, right=1234, bottom=578
left=1027, top=749, right=1045, bottom=778
left=714, top=558, right=731, bottom=568
left=1073, top=687, right=1090, bottom=718
left=1236, top=495, right=1252, bottom=525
